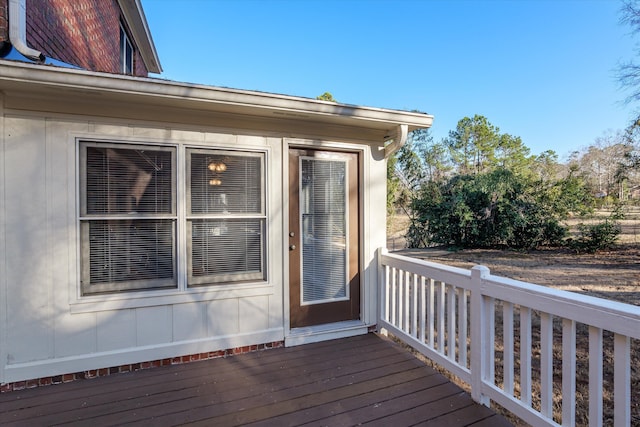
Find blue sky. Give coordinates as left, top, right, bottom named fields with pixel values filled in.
left=142, top=0, right=635, bottom=158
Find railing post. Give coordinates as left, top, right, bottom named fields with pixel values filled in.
left=377, top=248, right=388, bottom=331
left=470, top=265, right=490, bottom=406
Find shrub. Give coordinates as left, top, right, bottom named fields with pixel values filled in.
left=407, top=169, right=571, bottom=250
left=568, top=220, right=621, bottom=253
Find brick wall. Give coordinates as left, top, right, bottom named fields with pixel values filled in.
left=25, top=0, right=149, bottom=76
left=0, top=0, right=8, bottom=45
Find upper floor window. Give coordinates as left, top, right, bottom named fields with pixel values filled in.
left=120, top=25, right=133, bottom=74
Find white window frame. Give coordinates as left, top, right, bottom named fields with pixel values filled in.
left=298, top=155, right=350, bottom=306
left=186, top=148, right=267, bottom=286
left=77, top=139, right=270, bottom=299
left=120, top=24, right=133, bottom=74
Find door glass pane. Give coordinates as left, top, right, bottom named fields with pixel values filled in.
left=300, top=158, right=347, bottom=304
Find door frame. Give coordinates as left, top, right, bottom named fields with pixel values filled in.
left=283, top=139, right=369, bottom=344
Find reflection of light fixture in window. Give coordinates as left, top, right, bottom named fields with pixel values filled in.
left=208, top=162, right=227, bottom=172
left=209, top=178, right=222, bottom=186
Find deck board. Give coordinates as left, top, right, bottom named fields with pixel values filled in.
left=0, top=333, right=512, bottom=427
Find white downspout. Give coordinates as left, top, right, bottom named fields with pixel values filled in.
left=8, top=0, right=45, bottom=62
left=383, top=124, right=409, bottom=159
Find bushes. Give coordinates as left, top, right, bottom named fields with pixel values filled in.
left=568, top=220, right=622, bottom=253
left=407, top=169, right=571, bottom=249
left=406, top=168, right=603, bottom=251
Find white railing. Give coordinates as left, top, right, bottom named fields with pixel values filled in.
left=377, top=248, right=640, bottom=427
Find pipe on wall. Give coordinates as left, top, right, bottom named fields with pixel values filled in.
left=8, top=0, right=45, bottom=62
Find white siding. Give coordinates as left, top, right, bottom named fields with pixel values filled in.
left=4, top=116, right=52, bottom=364
left=0, top=112, right=286, bottom=383
left=173, top=302, right=206, bottom=341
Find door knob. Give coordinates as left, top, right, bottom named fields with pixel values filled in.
left=289, top=245, right=296, bottom=251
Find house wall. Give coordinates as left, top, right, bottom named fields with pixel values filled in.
left=22, top=0, right=148, bottom=76
left=0, top=0, right=7, bottom=45
left=0, top=94, right=387, bottom=385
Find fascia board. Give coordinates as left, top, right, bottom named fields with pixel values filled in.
left=0, top=61, right=433, bottom=134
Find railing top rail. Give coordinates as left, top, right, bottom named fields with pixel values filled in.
left=380, top=248, right=640, bottom=339
left=482, top=274, right=640, bottom=339
left=380, top=250, right=472, bottom=288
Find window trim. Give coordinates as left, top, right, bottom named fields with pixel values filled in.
left=185, top=148, right=267, bottom=286
left=120, top=24, right=134, bottom=74
left=78, top=141, right=178, bottom=295
left=76, top=138, right=271, bottom=301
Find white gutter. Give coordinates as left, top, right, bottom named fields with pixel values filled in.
left=8, top=0, right=45, bottom=62
left=383, top=124, right=409, bottom=158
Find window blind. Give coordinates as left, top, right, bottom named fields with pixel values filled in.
left=80, top=143, right=176, bottom=294
left=300, top=158, right=347, bottom=303
left=187, top=150, right=266, bottom=285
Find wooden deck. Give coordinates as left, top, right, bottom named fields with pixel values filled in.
left=0, top=334, right=512, bottom=426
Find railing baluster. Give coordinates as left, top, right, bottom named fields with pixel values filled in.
left=562, top=318, right=576, bottom=427
left=404, top=271, right=410, bottom=333
left=412, top=273, right=418, bottom=339
left=447, top=284, right=456, bottom=360
left=589, top=326, right=603, bottom=427
left=540, top=312, right=553, bottom=419
left=390, top=267, right=397, bottom=327
left=458, top=287, right=468, bottom=368
left=398, top=269, right=404, bottom=330
left=384, top=264, right=390, bottom=322
left=485, top=296, right=495, bottom=385
left=420, top=276, right=426, bottom=343
left=520, top=306, right=532, bottom=405
left=438, top=280, right=445, bottom=354
left=503, top=301, right=514, bottom=395
left=428, top=278, right=435, bottom=348
left=614, top=333, right=630, bottom=427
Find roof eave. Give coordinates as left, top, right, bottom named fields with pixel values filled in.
left=0, top=61, right=433, bottom=137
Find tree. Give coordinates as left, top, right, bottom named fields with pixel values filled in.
left=316, top=92, right=336, bottom=102
left=388, top=129, right=434, bottom=214
left=445, top=115, right=501, bottom=175
left=618, top=1, right=640, bottom=103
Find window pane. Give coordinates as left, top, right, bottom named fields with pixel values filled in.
left=300, top=158, right=347, bottom=303
left=85, top=146, right=173, bottom=215
left=189, top=219, right=265, bottom=283
left=189, top=152, right=262, bottom=215
left=83, top=219, right=176, bottom=292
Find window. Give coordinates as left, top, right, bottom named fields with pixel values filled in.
left=187, top=149, right=266, bottom=286
left=79, top=142, right=267, bottom=296
left=120, top=25, right=133, bottom=74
